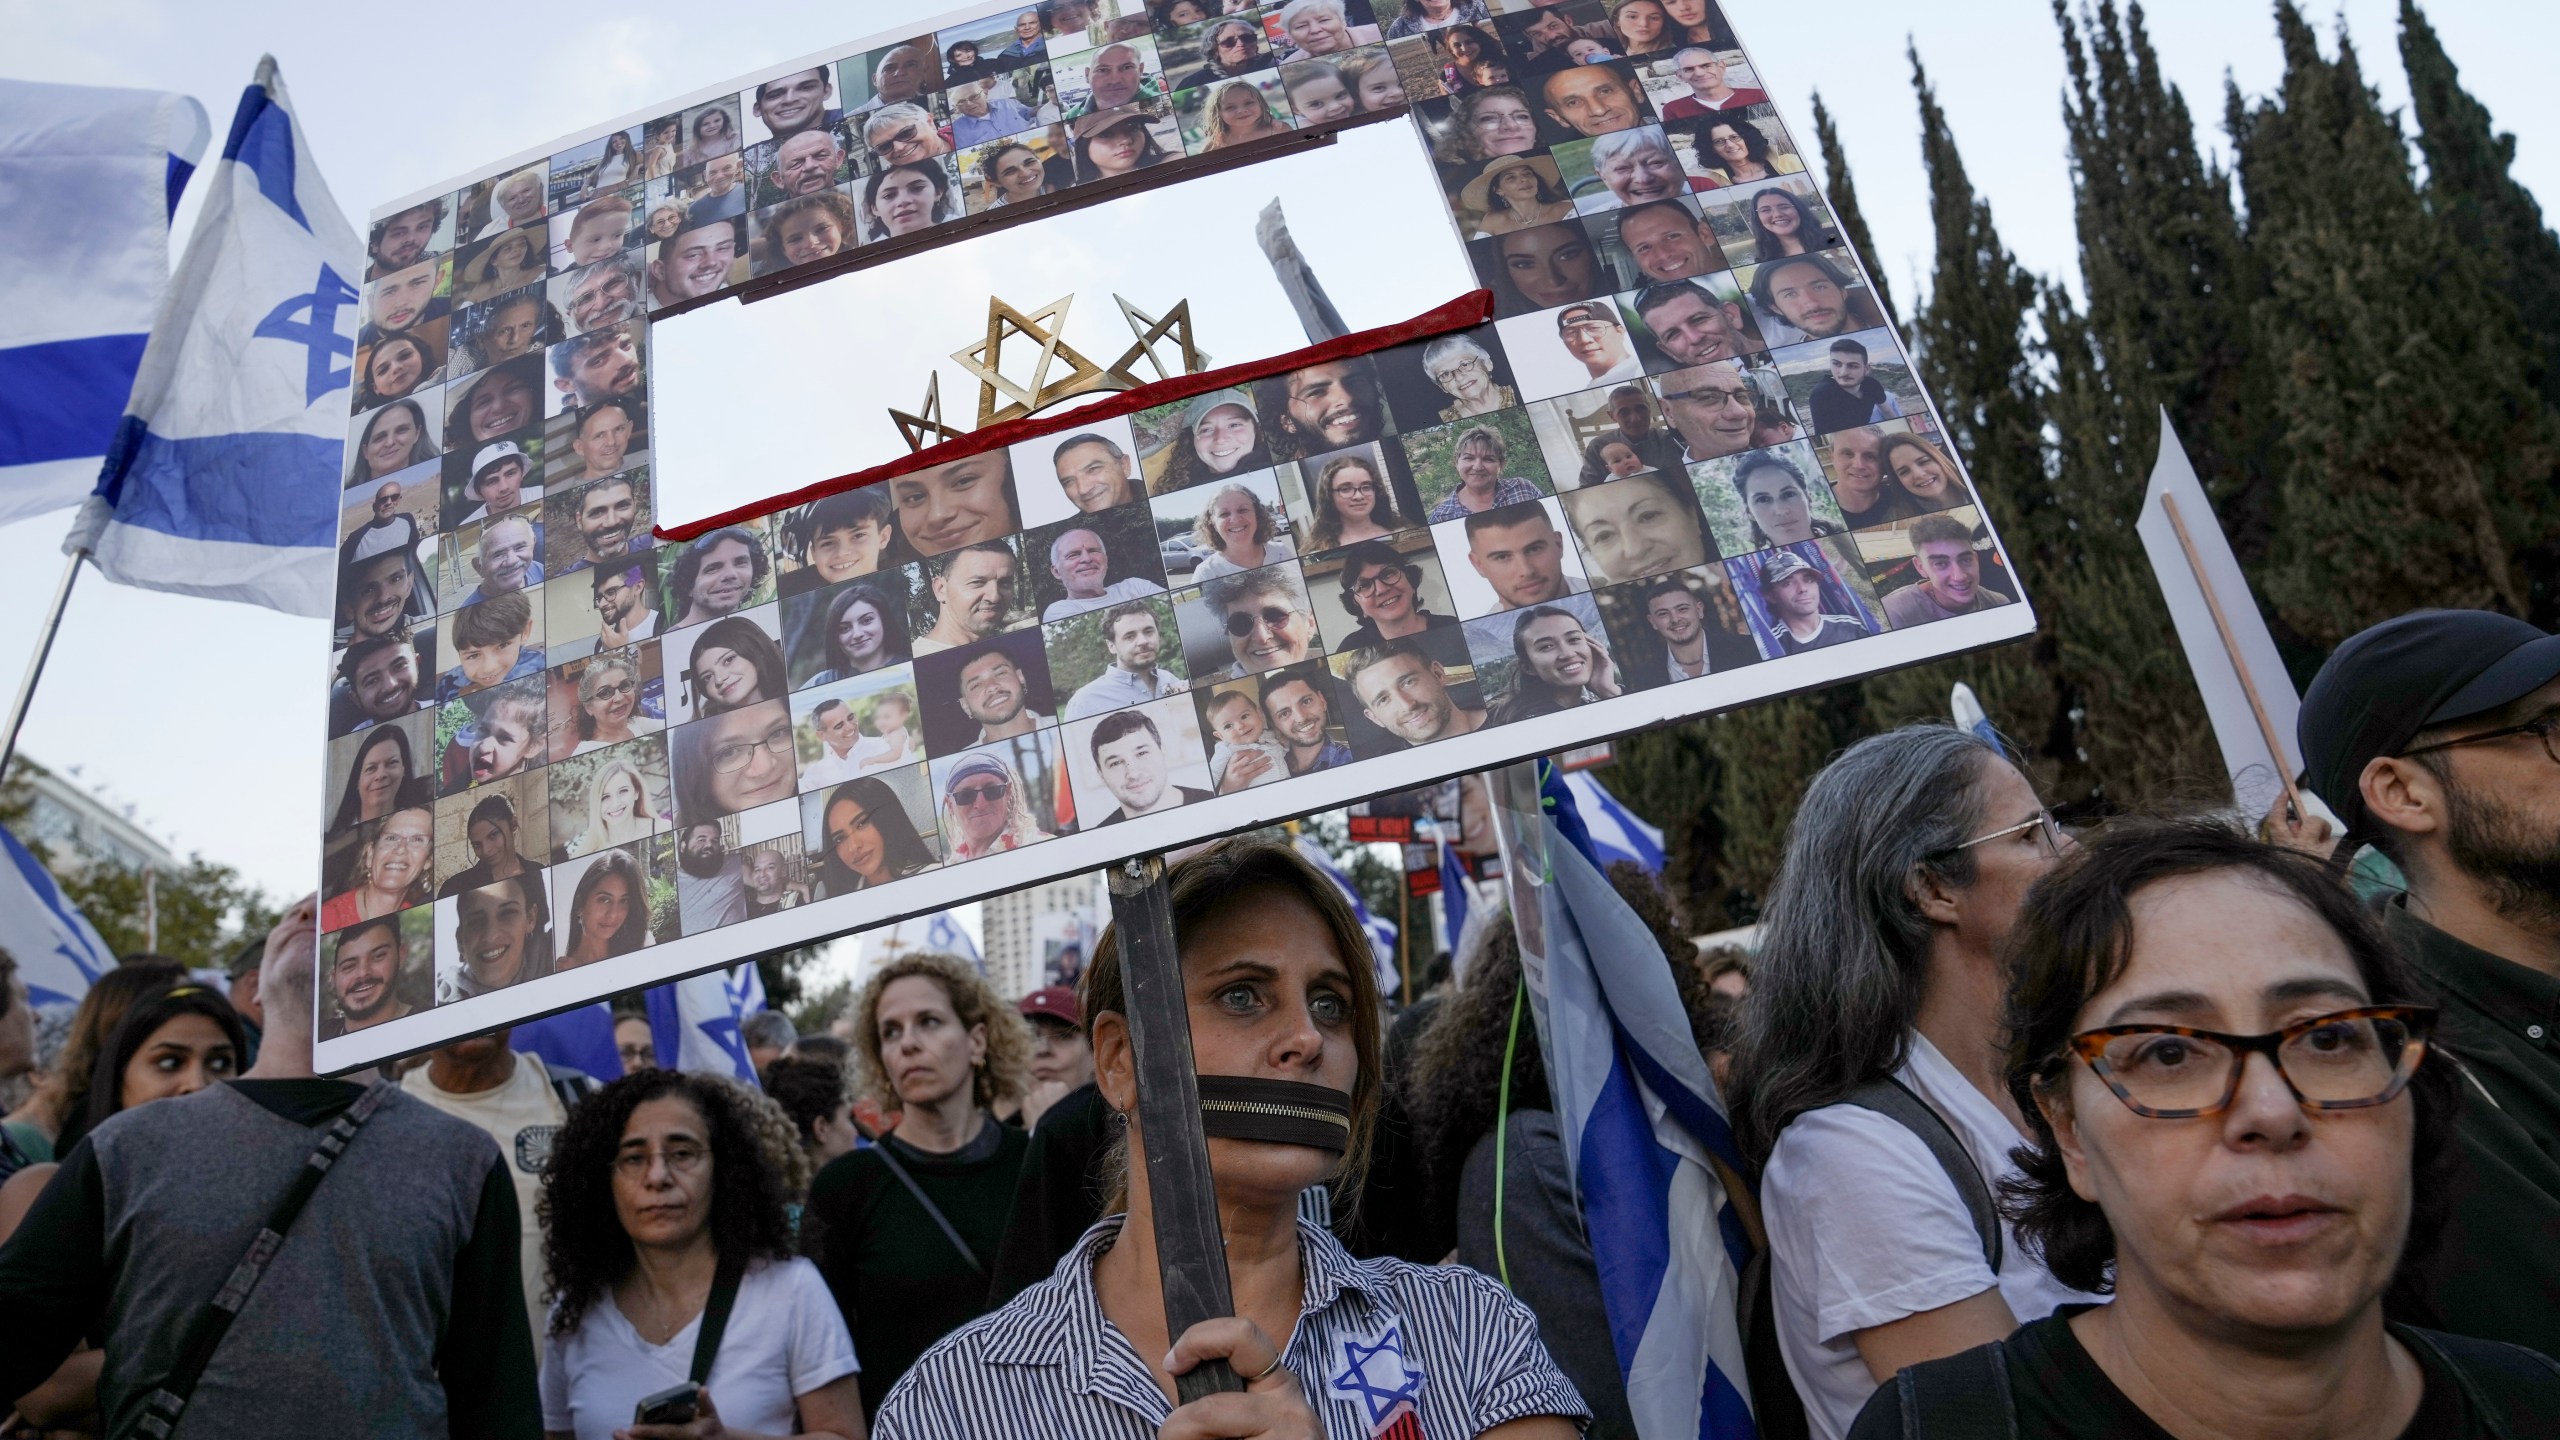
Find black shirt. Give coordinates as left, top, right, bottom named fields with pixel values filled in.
left=802, top=1117, right=1029, bottom=1418
left=985, top=1081, right=1114, bottom=1308
left=0, top=1079, right=537, bottom=1439
left=1847, top=1311, right=2482, bottom=1440
left=2386, top=901, right=2560, bottom=1357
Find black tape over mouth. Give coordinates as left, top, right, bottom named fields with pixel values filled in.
left=1196, top=1075, right=1353, bottom=1153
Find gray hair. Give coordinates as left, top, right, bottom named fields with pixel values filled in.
left=1421, top=333, right=1492, bottom=379
left=1590, top=125, right=1675, bottom=169
left=1729, top=723, right=2003, bottom=1160
left=864, top=102, right=936, bottom=145
left=742, top=1010, right=798, bottom=1052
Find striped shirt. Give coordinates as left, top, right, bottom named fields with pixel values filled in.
left=873, top=1216, right=1589, bottom=1438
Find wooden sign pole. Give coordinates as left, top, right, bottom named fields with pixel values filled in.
left=2158, top=492, right=2304, bottom=820
left=1104, top=854, right=1245, bottom=1403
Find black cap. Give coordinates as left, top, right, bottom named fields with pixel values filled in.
left=2299, top=609, right=2560, bottom=840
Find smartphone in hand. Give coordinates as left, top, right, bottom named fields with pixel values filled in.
left=634, top=1381, right=701, bottom=1427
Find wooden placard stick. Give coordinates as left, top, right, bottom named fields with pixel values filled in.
left=1105, top=854, right=1245, bottom=1403
left=2159, top=492, right=2305, bottom=821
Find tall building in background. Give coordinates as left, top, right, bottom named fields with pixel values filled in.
left=19, top=761, right=175, bottom=875
left=981, top=871, right=1104, bottom=1001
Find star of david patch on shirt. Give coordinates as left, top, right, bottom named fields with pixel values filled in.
left=1328, top=1318, right=1427, bottom=1438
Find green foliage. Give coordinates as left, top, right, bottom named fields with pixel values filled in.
left=0, top=759, right=283, bottom=972
left=790, top=973, right=855, bottom=1036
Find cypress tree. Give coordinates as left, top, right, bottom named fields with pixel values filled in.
left=1604, top=721, right=1732, bottom=926
left=2398, top=0, right=2560, bottom=620
left=2230, top=5, right=2529, bottom=644
left=1810, top=92, right=1901, bottom=329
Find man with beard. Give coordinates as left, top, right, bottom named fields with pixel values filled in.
left=674, top=821, right=748, bottom=933
left=1746, top=250, right=1875, bottom=344
left=593, top=561, right=661, bottom=646
left=1042, top=527, right=1163, bottom=622
left=667, top=525, right=769, bottom=627
left=326, top=917, right=414, bottom=1034
left=752, top=66, right=841, bottom=141
left=1066, top=602, right=1187, bottom=720
left=1256, top=357, right=1388, bottom=460
left=2299, top=611, right=2560, bottom=1357
left=650, top=212, right=743, bottom=307
left=550, top=323, right=644, bottom=408
left=915, top=542, right=1022, bottom=654
left=368, top=200, right=445, bottom=278
left=1076, top=42, right=1158, bottom=115
left=559, top=252, right=646, bottom=335
left=562, top=473, right=650, bottom=572
left=329, top=632, right=432, bottom=735
left=951, top=646, right=1045, bottom=746
left=1260, top=664, right=1353, bottom=774
left=1346, top=638, right=1486, bottom=746
left=1632, top=279, right=1757, bottom=368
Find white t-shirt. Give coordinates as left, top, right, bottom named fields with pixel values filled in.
left=402, top=1053, right=571, bottom=1347
left=539, top=1257, right=857, bottom=1440
left=1760, top=1031, right=2107, bottom=1440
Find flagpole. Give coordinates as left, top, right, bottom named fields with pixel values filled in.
left=0, top=547, right=89, bottom=781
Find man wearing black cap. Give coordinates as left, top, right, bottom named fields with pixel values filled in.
left=2299, top=607, right=2560, bottom=1356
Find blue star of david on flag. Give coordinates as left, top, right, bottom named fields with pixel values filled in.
left=1329, top=1321, right=1425, bottom=1429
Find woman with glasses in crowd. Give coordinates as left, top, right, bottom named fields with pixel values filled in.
left=1733, top=724, right=2097, bottom=1440
left=1852, top=817, right=2560, bottom=1435
left=537, top=1069, right=863, bottom=1439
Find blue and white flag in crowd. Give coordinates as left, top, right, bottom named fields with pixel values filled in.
left=1558, top=769, right=1665, bottom=873
left=1534, top=765, right=1756, bottom=1438
left=923, top=910, right=981, bottom=970
left=1294, top=835, right=1398, bottom=996
left=645, top=964, right=768, bottom=1084
left=0, top=824, right=113, bottom=1008
left=66, top=57, right=352, bottom=616
left=0, top=80, right=207, bottom=524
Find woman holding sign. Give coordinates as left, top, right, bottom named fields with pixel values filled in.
left=870, top=840, right=1586, bottom=1438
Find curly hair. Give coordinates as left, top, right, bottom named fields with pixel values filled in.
left=1406, top=862, right=1716, bottom=1237
left=1998, top=816, right=2460, bottom=1305
left=851, top=951, right=1029, bottom=1112
left=537, top=1068, right=797, bottom=1337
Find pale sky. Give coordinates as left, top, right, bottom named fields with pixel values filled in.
left=0, top=0, right=2550, bottom=903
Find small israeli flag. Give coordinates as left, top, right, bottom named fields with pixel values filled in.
left=1293, top=836, right=1398, bottom=997
left=645, top=965, right=763, bottom=1084
left=0, top=824, right=113, bottom=1008
left=0, top=79, right=207, bottom=523
left=1558, top=769, right=1665, bottom=873
left=923, top=910, right=982, bottom=969
left=66, top=57, right=354, bottom=615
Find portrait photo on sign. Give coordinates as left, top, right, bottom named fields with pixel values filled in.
left=1374, top=326, right=1521, bottom=432
left=1694, top=439, right=1847, bottom=556
left=958, top=130, right=1077, bottom=215
left=1523, top=379, right=1664, bottom=490
left=544, top=467, right=657, bottom=578
left=1054, top=36, right=1166, bottom=118
left=1132, top=387, right=1278, bottom=495
left=1737, top=246, right=1886, bottom=348
left=1171, top=560, right=1326, bottom=683
left=1304, top=532, right=1462, bottom=654
left=792, top=666, right=925, bottom=789
left=1853, top=506, right=2019, bottom=630
left=368, top=197, right=456, bottom=281
left=1769, top=329, right=1922, bottom=439
left=553, top=836, right=678, bottom=967
left=670, top=696, right=802, bottom=828
left=559, top=643, right=667, bottom=754
left=456, top=283, right=564, bottom=375
left=1428, top=493, right=1589, bottom=619
left=663, top=605, right=789, bottom=724
left=884, top=450, right=1024, bottom=561
left=1700, top=175, right=1838, bottom=269
left=1149, top=468, right=1300, bottom=586
left=1403, top=409, right=1552, bottom=521
left=910, top=537, right=1035, bottom=657
left=1495, top=295, right=1650, bottom=401
left=799, top=758, right=942, bottom=899
left=782, top=570, right=918, bottom=689
left=661, top=520, right=778, bottom=629
left=432, top=869, right=556, bottom=1006
left=1023, top=504, right=1171, bottom=623
left=433, top=771, right=551, bottom=898
left=1062, top=692, right=1214, bottom=827
left=329, top=625, right=439, bottom=738
left=1193, top=675, right=1295, bottom=796
left=325, top=713, right=437, bottom=837
left=1328, top=626, right=1486, bottom=756
left=1591, top=196, right=1725, bottom=290
left=433, top=674, right=551, bottom=793
left=1014, top=414, right=1148, bottom=526
left=1559, top=465, right=1718, bottom=588
left=1461, top=590, right=1624, bottom=727
left=542, top=396, right=650, bottom=490
left=348, top=393, right=443, bottom=488
left=549, top=731, right=675, bottom=861
left=914, top=628, right=1057, bottom=758
left=341, top=472, right=440, bottom=550
left=774, top=488, right=898, bottom=596
left=1290, top=440, right=1425, bottom=551
left=931, top=727, right=1071, bottom=860
left=320, top=904, right=434, bottom=1040
left=1468, top=221, right=1609, bottom=322
left=433, top=588, right=546, bottom=704
left=1047, top=591, right=1190, bottom=722
left=1726, top=536, right=1886, bottom=660
left=1591, top=562, right=1763, bottom=690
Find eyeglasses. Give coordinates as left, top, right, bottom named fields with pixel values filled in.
left=588, top=680, right=636, bottom=701
left=2065, top=1006, right=2435, bottom=1118
left=1216, top=33, right=1256, bottom=50
left=950, top=781, right=1010, bottom=808
left=1331, top=481, right=1379, bottom=498
left=711, top=726, right=796, bottom=773
left=1559, top=319, right=1620, bottom=337
left=1662, top=386, right=1752, bottom=409
left=2399, top=708, right=2560, bottom=766
left=1948, top=809, right=2067, bottom=859
left=1348, top=570, right=1408, bottom=597
left=613, top=1143, right=709, bottom=1177
left=1225, top=605, right=1300, bottom=637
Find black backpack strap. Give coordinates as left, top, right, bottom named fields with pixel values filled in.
left=127, top=1081, right=397, bottom=1440
left=1892, top=1341, right=2017, bottom=1440
left=1841, top=1078, right=2002, bottom=1274
left=688, top=1255, right=747, bottom=1388
left=2393, top=1325, right=2560, bottom=1440
left=869, top=1141, right=986, bottom=1276
left=546, top=1065, right=600, bottom=1114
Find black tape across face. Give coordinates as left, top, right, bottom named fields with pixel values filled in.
left=1196, top=1074, right=1353, bottom=1153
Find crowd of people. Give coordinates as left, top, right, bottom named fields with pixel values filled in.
left=6, top=603, right=2560, bottom=1438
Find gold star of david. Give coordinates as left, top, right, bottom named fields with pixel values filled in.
left=952, top=294, right=1132, bottom=428
left=1107, top=294, right=1209, bottom=384
left=887, top=372, right=966, bottom=452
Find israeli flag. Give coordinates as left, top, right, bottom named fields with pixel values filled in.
left=1558, top=770, right=1666, bottom=873
left=645, top=965, right=763, bottom=1084
left=0, top=824, right=113, bottom=1008
left=1293, top=836, right=1398, bottom=996
left=512, top=1002, right=622, bottom=1083
left=923, top=910, right=982, bottom=969
left=1535, top=764, right=1756, bottom=1438
left=0, top=80, right=207, bottom=523
left=65, top=57, right=353, bottom=616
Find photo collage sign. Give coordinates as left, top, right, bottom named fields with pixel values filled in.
left=322, top=0, right=2033, bottom=1067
